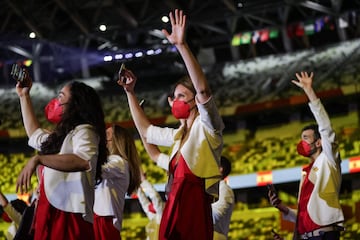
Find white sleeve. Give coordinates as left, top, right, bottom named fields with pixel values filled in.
left=282, top=207, right=297, bottom=223
left=146, top=125, right=176, bottom=147
left=28, top=128, right=49, bottom=151
left=156, top=153, right=170, bottom=171
left=140, top=180, right=164, bottom=216
left=309, top=99, right=339, bottom=166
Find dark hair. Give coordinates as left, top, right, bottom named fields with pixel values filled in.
left=40, top=81, right=108, bottom=184
left=301, top=124, right=320, bottom=140
left=10, top=199, right=27, bottom=214
left=220, top=156, right=232, bottom=179
left=109, top=125, right=141, bottom=194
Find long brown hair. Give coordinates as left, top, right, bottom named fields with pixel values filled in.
left=40, top=81, right=107, bottom=184
left=109, top=124, right=141, bottom=194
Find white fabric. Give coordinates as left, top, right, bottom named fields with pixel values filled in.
left=94, top=154, right=129, bottom=231
left=212, top=180, right=235, bottom=239
left=282, top=99, right=344, bottom=226
left=137, top=180, right=164, bottom=240
left=28, top=124, right=99, bottom=223
left=147, top=97, right=224, bottom=197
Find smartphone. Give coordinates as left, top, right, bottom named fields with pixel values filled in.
left=10, top=63, right=29, bottom=87
left=11, top=64, right=23, bottom=81
left=118, top=63, right=126, bottom=83
left=267, top=184, right=277, bottom=195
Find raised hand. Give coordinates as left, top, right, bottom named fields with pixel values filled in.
left=12, top=64, right=33, bottom=97
left=117, top=68, right=137, bottom=93
left=268, top=186, right=281, bottom=207
left=162, top=9, right=186, bottom=46
left=292, top=71, right=317, bottom=101
left=291, top=71, right=313, bottom=90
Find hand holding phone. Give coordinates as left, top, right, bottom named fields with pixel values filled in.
left=10, top=64, right=32, bottom=87
left=118, top=63, right=127, bottom=83
left=267, top=184, right=277, bottom=195
left=267, top=184, right=281, bottom=206
left=271, top=229, right=283, bottom=240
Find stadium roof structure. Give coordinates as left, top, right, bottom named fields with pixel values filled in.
left=0, top=0, right=360, bottom=88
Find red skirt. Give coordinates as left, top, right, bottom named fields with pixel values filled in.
left=93, top=213, right=121, bottom=240
left=159, top=155, right=213, bottom=240
left=33, top=167, right=94, bottom=240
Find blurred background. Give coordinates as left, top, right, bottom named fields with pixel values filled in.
left=1, top=0, right=360, bottom=239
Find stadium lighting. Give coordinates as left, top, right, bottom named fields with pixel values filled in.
left=161, top=15, right=169, bottom=23
left=125, top=53, right=133, bottom=59
left=146, top=49, right=155, bottom=55
left=99, top=24, right=107, bottom=32
left=29, top=32, right=36, bottom=39
left=135, top=51, right=143, bottom=57
left=115, top=54, right=123, bottom=60
left=103, top=55, right=113, bottom=62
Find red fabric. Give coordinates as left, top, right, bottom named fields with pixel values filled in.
left=148, top=202, right=156, bottom=214
left=297, top=162, right=321, bottom=234
left=159, top=155, right=213, bottom=240
left=1, top=212, right=12, bottom=222
left=93, top=213, right=121, bottom=240
left=33, top=166, right=94, bottom=240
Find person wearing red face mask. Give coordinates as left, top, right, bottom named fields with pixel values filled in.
left=44, top=97, right=65, bottom=124
left=268, top=72, right=344, bottom=240
left=117, top=9, right=224, bottom=240
left=15, top=79, right=107, bottom=240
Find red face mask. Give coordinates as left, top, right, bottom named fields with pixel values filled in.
left=297, top=140, right=316, bottom=157
left=44, top=98, right=64, bottom=124
left=171, top=99, right=191, bottom=119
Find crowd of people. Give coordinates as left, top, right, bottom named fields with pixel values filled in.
left=4, top=8, right=345, bottom=240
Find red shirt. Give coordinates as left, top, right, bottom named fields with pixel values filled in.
left=297, top=162, right=321, bottom=234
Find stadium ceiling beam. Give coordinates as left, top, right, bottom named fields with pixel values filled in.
left=243, top=14, right=280, bottom=55
left=0, top=11, right=11, bottom=32
left=278, top=5, right=293, bottom=53
left=222, top=0, right=237, bottom=13
left=330, top=0, right=343, bottom=12
left=6, top=0, right=43, bottom=38
left=139, top=0, right=150, bottom=20
left=115, top=2, right=138, bottom=28
left=5, top=45, right=33, bottom=59
left=244, top=14, right=278, bottom=27
left=299, top=0, right=336, bottom=16
left=32, top=42, right=43, bottom=83
left=54, top=0, right=89, bottom=35
left=192, top=22, right=228, bottom=35
left=330, top=0, right=347, bottom=41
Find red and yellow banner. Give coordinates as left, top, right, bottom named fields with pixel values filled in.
left=256, top=171, right=273, bottom=186
left=349, top=157, right=360, bottom=173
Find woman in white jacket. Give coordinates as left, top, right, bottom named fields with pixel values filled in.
left=93, top=124, right=141, bottom=240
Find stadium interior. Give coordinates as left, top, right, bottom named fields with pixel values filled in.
left=1, top=0, right=360, bottom=239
